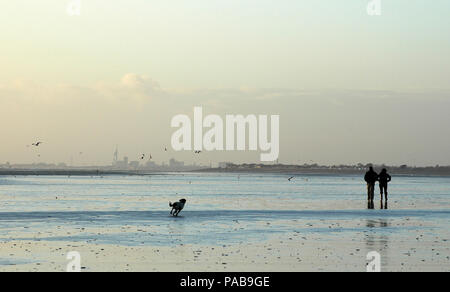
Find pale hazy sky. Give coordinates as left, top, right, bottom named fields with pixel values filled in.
left=1, top=0, right=449, bottom=166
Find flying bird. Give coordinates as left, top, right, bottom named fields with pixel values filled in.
left=140, top=154, right=145, bottom=160
left=32, top=142, right=43, bottom=147
left=288, top=176, right=294, bottom=181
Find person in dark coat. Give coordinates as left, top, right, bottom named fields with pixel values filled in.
left=364, top=166, right=378, bottom=204
left=378, top=168, right=392, bottom=202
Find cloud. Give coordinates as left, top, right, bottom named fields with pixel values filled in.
left=3, top=74, right=448, bottom=108
left=120, top=74, right=160, bottom=90
left=92, top=74, right=164, bottom=104
left=1, top=75, right=450, bottom=166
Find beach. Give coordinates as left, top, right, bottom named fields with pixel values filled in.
left=0, top=173, right=449, bottom=272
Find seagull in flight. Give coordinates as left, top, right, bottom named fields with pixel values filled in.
left=140, top=154, right=145, bottom=160
left=32, top=142, right=43, bottom=147
left=194, top=150, right=202, bottom=154
left=288, top=176, right=294, bottom=181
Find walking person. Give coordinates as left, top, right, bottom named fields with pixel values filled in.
left=378, top=168, right=392, bottom=202
left=364, top=166, right=378, bottom=208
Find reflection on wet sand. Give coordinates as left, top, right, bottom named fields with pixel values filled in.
left=365, top=219, right=390, bottom=268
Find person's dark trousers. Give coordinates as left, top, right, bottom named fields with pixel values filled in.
left=380, top=184, right=388, bottom=201
left=367, top=183, right=375, bottom=201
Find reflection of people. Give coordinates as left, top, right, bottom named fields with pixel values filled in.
left=364, top=167, right=378, bottom=204
left=378, top=168, right=392, bottom=202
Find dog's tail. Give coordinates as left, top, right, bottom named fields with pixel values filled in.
left=169, top=202, right=173, bottom=207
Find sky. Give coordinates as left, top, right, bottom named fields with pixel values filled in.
left=0, top=0, right=449, bottom=166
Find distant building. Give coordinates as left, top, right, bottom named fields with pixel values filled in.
left=113, top=146, right=119, bottom=164
left=113, top=156, right=129, bottom=169
left=146, top=161, right=157, bottom=168
left=128, top=161, right=140, bottom=169
left=218, top=162, right=232, bottom=168
left=169, top=158, right=184, bottom=168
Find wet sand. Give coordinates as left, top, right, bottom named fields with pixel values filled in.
left=0, top=210, right=449, bottom=272
left=0, top=174, right=449, bottom=272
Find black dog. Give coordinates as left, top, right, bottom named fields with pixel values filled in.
left=169, top=199, right=187, bottom=216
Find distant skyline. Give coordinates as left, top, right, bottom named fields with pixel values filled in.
left=1, top=1, right=450, bottom=166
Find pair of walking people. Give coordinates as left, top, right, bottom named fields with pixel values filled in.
left=364, top=166, right=391, bottom=206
